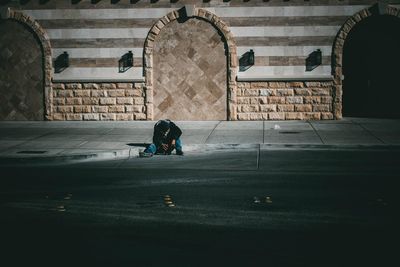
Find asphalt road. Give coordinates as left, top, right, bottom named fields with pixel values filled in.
left=0, top=147, right=399, bottom=267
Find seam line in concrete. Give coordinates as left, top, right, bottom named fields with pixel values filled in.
left=308, top=121, right=325, bottom=144
left=351, top=120, right=385, bottom=145
left=263, top=120, right=265, bottom=144
left=257, top=143, right=261, bottom=170
left=204, top=121, right=222, bottom=144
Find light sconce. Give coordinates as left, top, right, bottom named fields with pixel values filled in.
left=306, top=49, right=322, bottom=71
left=54, top=51, right=69, bottom=73
left=239, top=49, right=255, bottom=72
left=119, top=51, right=133, bottom=73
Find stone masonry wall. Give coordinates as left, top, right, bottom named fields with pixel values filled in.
left=51, top=83, right=146, bottom=121
left=236, top=81, right=334, bottom=120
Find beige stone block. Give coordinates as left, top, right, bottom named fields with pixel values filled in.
left=83, top=114, right=100, bottom=121
left=305, top=82, right=321, bottom=88
left=241, top=105, right=259, bottom=113
left=52, top=83, right=65, bottom=90
left=74, top=90, right=91, bottom=97
left=251, top=82, right=268, bottom=89
left=276, top=89, right=294, bottom=96
left=311, top=88, right=331, bottom=96
left=249, top=113, right=264, bottom=120
left=117, top=83, right=133, bottom=89
left=74, top=105, right=91, bottom=113
left=237, top=82, right=251, bottom=89
left=321, top=112, right=334, bottom=120
left=116, top=114, right=133, bottom=121
left=268, top=82, right=287, bottom=88
left=66, top=98, right=82, bottom=105
left=66, top=114, right=83, bottom=121
left=125, top=105, right=144, bottom=113
left=92, top=106, right=108, bottom=113
left=57, top=90, right=73, bottom=97
left=91, top=90, right=107, bottom=97
left=313, top=104, right=331, bottom=112
left=83, top=83, right=99, bottom=89
left=260, top=104, right=276, bottom=112
left=237, top=113, right=249, bottom=120
left=65, top=83, right=82, bottom=89
left=277, top=104, right=294, bottom=112
left=133, top=98, right=145, bottom=105
left=286, top=96, right=303, bottom=104
left=321, top=96, right=333, bottom=104
left=286, top=112, right=303, bottom=120
left=260, top=89, right=276, bottom=96
left=99, top=98, right=116, bottom=105
left=268, top=112, right=285, bottom=120
left=108, top=106, right=125, bottom=113
left=237, top=98, right=250, bottom=105
left=52, top=113, right=65, bottom=121
left=259, top=97, right=268, bottom=104
left=53, top=91, right=58, bottom=98
left=303, top=112, right=321, bottom=120
left=294, top=89, right=311, bottom=96
left=100, top=83, right=116, bottom=89
left=100, top=114, right=116, bottom=121
left=57, top=106, right=73, bottom=113
left=295, top=104, right=312, bottom=112
left=268, top=97, right=285, bottom=104
left=53, top=97, right=65, bottom=105
left=134, top=113, right=147, bottom=120
left=288, top=82, right=304, bottom=88
left=304, top=96, right=321, bottom=104
left=117, top=97, right=133, bottom=105
left=82, top=97, right=99, bottom=105
left=107, top=90, right=125, bottom=97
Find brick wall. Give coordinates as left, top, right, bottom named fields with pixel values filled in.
left=236, top=81, right=334, bottom=120
left=51, top=82, right=146, bottom=121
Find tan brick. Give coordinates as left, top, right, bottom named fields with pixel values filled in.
left=313, top=104, right=331, bottom=112
left=133, top=98, right=145, bottom=105
left=117, top=83, right=133, bottom=89
left=268, top=82, right=287, bottom=88
left=260, top=104, right=276, bottom=112
left=83, top=83, right=99, bottom=89
left=321, top=112, right=334, bottom=120
left=237, top=113, right=250, bottom=120
left=260, top=89, right=276, bottom=96
left=303, top=112, right=321, bottom=120
left=311, top=88, right=331, bottom=96
left=53, top=91, right=57, bottom=98
left=74, top=105, right=91, bottom=113
left=259, top=97, right=268, bottom=104
left=57, top=106, right=73, bottom=113
left=237, top=82, right=250, bottom=89
left=321, top=96, right=333, bottom=104
left=52, top=83, right=65, bottom=90
left=107, top=89, right=125, bottom=97
left=92, top=106, right=108, bottom=113
left=82, top=97, right=99, bottom=105
left=65, top=98, right=82, bottom=105
left=277, top=104, right=294, bottom=112
left=268, top=112, right=285, bottom=120
left=100, top=83, right=116, bottom=89
left=74, top=90, right=91, bottom=97
left=268, top=97, right=285, bottom=104
left=100, top=114, right=116, bottom=121
left=83, top=114, right=100, bottom=121
left=304, top=96, right=321, bottom=104
left=295, top=104, right=312, bottom=112
left=125, top=89, right=143, bottom=97
left=305, top=82, right=321, bottom=88
left=134, top=113, right=147, bottom=120
left=52, top=113, right=65, bottom=120
left=66, top=114, right=83, bottom=121
left=249, top=113, right=264, bottom=120
left=99, top=98, right=116, bottom=105
left=53, top=97, right=65, bottom=105
left=276, top=89, right=294, bottom=96
left=91, top=90, right=107, bottom=97
left=108, top=106, right=125, bottom=113
left=294, top=89, right=311, bottom=96
left=65, top=83, right=82, bottom=89
left=117, top=97, right=133, bottom=105
left=57, top=90, right=73, bottom=97
left=116, top=114, right=133, bottom=120
left=250, top=82, right=268, bottom=89
left=243, top=89, right=259, bottom=96
left=286, top=112, right=303, bottom=120
left=237, top=98, right=250, bottom=105
left=286, top=96, right=303, bottom=104
left=288, top=82, right=304, bottom=88
left=241, top=105, right=259, bottom=112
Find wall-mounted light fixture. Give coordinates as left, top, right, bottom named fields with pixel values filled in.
left=119, top=51, right=133, bottom=73
left=54, top=51, right=69, bottom=73
left=239, top=49, right=255, bottom=72
left=306, top=49, right=322, bottom=71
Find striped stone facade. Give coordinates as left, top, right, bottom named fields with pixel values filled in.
left=0, top=0, right=399, bottom=121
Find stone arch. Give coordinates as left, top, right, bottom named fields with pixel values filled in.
left=0, top=8, right=53, bottom=120
left=332, top=3, right=400, bottom=119
left=143, top=7, right=238, bottom=120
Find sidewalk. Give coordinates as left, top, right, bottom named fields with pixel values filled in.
left=0, top=118, right=399, bottom=162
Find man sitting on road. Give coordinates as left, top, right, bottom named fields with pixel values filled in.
left=142, top=119, right=183, bottom=157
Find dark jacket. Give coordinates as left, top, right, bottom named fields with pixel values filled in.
left=153, top=120, right=182, bottom=148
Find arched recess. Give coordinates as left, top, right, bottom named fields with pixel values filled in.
left=332, top=3, right=400, bottom=119
left=0, top=8, right=53, bottom=120
left=143, top=7, right=238, bottom=120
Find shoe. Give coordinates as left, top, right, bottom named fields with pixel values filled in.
left=176, top=150, right=184, bottom=156
left=139, top=151, right=153, bottom=158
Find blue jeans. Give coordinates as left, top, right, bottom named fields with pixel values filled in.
left=145, top=138, right=182, bottom=154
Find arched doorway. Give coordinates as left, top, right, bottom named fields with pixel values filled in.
left=342, top=14, right=400, bottom=118
left=0, top=19, right=45, bottom=120
left=153, top=17, right=227, bottom=120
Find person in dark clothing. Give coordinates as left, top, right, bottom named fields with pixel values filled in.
left=143, top=119, right=183, bottom=156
